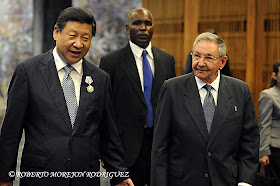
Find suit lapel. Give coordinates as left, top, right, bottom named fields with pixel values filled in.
left=184, top=73, right=209, bottom=142
left=207, top=76, right=232, bottom=147
left=151, top=47, right=165, bottom=99
left=121, top=44, right=146, bottom=104
left=39, top=50, right=72, bottom=133
left=72, top=60, right=95, bottom=135
left=273, top=86, right=280, bottom=104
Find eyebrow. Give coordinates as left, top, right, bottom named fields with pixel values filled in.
left=194, top=51, right=214, bottom=56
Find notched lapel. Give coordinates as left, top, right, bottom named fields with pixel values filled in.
left=184, top=74, right=209, bottom=142
left=151, top=47, right=165, bottom=99
left=121, top=46, right=146, bottom=104
left=72, top=61, right=95, bottom=135
left=208, top=79, right=232, bottom=147
left=39, top=52, right=72, bottom=133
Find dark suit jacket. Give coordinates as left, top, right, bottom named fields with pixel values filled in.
left=99, top=44, right=176, bottom=167
left=151, top=72, right=259, bottom=186
left=0, top=50, right=127, bottom=186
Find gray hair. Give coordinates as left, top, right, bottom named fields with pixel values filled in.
left=192, top=32, right=227, bottom=56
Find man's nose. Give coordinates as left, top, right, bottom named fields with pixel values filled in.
left=140, top=23, right=147, bottom=30
left=73, top=38, right=83, bottom=48
left=197, top=59, right=207, bottom=66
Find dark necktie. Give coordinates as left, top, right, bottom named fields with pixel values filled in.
left=203, top=84, right=215, bottom=133
left=142, top=50, right=154, bottom=128
left=62, top=65, right=78, bottom=128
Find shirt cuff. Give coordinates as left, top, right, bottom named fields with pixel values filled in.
left=238, top=182, right=252, bottom=186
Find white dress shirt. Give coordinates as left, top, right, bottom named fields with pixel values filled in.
left=53, top=47, right=83, bottom=105
left=129, top=40, right=154, bottom=92
left=195, top=71, right=220, bottom=106
left=194, top=71, right=251, bottom=186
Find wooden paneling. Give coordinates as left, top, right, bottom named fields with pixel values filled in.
left=183, top=0, right=198, bottom=73
left=144, top=0, right=280, bottom=114
left=264, top=0, right=280, bottom=89
left=246, top=0, right=257, bottom=93
left=143, top=0, right=184, bottom=75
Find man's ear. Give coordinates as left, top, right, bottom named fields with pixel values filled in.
left=53, top=26, right=58, bottom=41
left=219, top=55, right=228, bottom=70
left=125, top=25, right=130, bottom=40
left=126, top=25, right=129, bottom=35
left=272, top=72, right=277, bottom=80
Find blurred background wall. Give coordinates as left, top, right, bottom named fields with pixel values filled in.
left=0, top=0, right=33, bottom=122
left=0, top=0, right=141, bottom=124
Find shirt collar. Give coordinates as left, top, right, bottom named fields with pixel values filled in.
left=195, top=71, right=221, bottom=91
left=52, top=46, right=83, bottom=75
left=129, top=40, right=154, bottom=59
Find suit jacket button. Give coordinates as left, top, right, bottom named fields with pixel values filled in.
left=67, top=159, right=71, bottom=164
left=208, top=152, right=211, bottom=157
left=205, top=173, right=209, bottom=177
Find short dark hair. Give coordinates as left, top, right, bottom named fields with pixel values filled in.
left=271, top=59, right=280, bottom=87
left=55, top=7, right=96, bottom=37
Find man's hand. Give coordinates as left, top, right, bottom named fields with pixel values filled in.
left=259, top=155, right=270, bottom=165
left=115, top=178, right=134, bottom=186
left=0, top=182, right=13, bottom=186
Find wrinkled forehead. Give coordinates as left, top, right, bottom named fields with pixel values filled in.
left=193, top=40, right=219, bottom=55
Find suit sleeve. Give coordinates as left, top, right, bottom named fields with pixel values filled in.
left=99, top=73, right=128, bottom=185
left=99, top=57, right=113, bottom=78
left=0, top=64, right=28, bottom=182
left=259, top=91, right=273, bottom=157
left=237, top=83, right=260, bottom=184
left=151, top=81, right=172, bottom=186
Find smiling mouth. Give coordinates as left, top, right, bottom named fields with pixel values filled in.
left=196, top=68, right=208, bottom=72
left=70, top=50, right=82, bottom=56
left=71, top=51, right=81, bottom=54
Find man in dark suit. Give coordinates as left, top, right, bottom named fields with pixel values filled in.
left=151, top=32, right=259, bottom=186
left=0, top=7, right=133, bottom=186
left=99, top=8, right=176, bottom=186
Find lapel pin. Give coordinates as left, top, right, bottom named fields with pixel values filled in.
left=85, top=76, right=94, bottom=93
left=234, top=106, right=237, bottom=112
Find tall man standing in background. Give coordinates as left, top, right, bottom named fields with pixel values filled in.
left=99, top=8, right=176, bottom=186
left=151, top=32, right=259, bottom=186
left=0, top=7, right=133, bottom=186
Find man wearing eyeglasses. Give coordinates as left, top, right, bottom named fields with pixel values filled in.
left=151, top=32, right=259, bottom=186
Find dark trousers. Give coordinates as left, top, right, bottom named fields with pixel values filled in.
left=129, top=128, right=153, bottom=186
left=270, top=147, right=280, bottom=185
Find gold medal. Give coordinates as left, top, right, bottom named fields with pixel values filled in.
left=87, top=85, right=94, bottom=93
left=85, top=76, right=94, bottom=93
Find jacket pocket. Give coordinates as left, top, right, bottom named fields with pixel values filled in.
left=21, top=153, right=47, bottom=169
left=168, top=164, right=184, bottom=179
